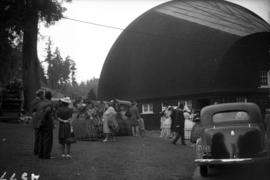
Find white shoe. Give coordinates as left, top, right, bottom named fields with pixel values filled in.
left=61, top=154, right=66, bottom=158
left=103, top=139, right=108, bottom=142
left=66, top=154, right=72, bottom=159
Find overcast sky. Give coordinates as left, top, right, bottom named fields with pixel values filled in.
left=38, top=0, right=270, bottom=83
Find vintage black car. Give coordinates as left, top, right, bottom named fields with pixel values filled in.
left=194, top=102, right=269, bottom=177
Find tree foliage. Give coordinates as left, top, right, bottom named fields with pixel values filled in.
left=43, top=37, right=78, bottom=93
left=87, top=88, right=97, bottom=101
left=61, top=78, right=99, bottom=100
left=0, top=0, right=71, bottom=112
left=42, top=39, right=99, bottom=100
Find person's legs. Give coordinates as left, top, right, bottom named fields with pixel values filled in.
left=42, top=128, right=53, bottom=158
left=165, top=128, right=170, bottom=138
left=160, top=128, right=165, bottom=138
left=131, top=126, right=136, bottom=136
left=171, top=131, right=175, bottom=139
left=34, top=128, right=40, bottom=155
left=172, top=128, right=180, bottom=144
left=140, top=128, right=145, bottom=137
left=66, top=144, right=71, bottom=155
left=167, top=128, right=172, bottom=139
left=135, top=126, right=139, bottom=136
left=139, top=127, right=143, bottom=136
left=111, top=132, right=116, bottom=141
left=103, top=133, right=109, bottom=142
left=163, top=128, right=167, bottom=138
left=38, top=129, right=45, bottom=158
left=61, top=144, right=65, bottom=157
left=62, top=143, right=72, bottom=159
left=180, top=128, right=186, bottom=145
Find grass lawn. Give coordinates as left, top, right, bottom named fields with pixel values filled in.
left=0, top=123, right=195, bottom=180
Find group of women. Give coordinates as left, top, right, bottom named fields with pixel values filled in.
left=159, top=105, right=196, bottom=139
left=71, top=99, right=136, bottom=143
left=53, top=99, right=127, bottom=158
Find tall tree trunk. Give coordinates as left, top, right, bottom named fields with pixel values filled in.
left=22, top=12, right=41, bottom=112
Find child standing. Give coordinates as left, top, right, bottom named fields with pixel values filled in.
left=138, top=118, right=145, bottom=136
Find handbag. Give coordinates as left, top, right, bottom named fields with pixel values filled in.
left=108, top=119, right=119, bottom=132
left=66, top=132, right=76, bottom=143
left=66, top=125, right=76, bottom=143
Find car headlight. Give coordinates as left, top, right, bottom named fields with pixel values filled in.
left=196, top=138, right=211, bottom=158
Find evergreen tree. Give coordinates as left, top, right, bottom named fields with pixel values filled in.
left=47, top=47, right=63, bottom=89
left=87, top=88, right=97, bottom=101
left=69, top=58, right=77, bottom=87
left=45, top=44, right=77, bottom=92
left=1, top=0, right=71, bottom=111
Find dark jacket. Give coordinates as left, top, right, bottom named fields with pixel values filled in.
left=35, top=100, right=54, bottom=129
left=31, top=97, right=43, bottom=129
left=171, top=108, right=185, bottom=131
left=129, top=105, right=140, bottom=122
left=31, top=97, right=42, bottom=113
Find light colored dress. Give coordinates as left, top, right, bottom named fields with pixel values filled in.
left=162, top=109, right=172, bottom=138
left=163, top=110, right=172, bottom=128
left=102, top=106, right=117, bottom=134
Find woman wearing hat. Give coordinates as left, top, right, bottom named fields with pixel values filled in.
left=57, top=97, right=74, bottom=159
left=102, top=100, right=118, bottom=142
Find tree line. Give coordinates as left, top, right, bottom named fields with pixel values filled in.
left=43, top=38, right=77, bottom=90
left=42, top=37, right=98, bottom=100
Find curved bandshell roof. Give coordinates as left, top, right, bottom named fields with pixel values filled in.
left=98, top=0, right=270, bottom=100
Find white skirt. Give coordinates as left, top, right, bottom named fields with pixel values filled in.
left=163, top=117, right=172, bottom=128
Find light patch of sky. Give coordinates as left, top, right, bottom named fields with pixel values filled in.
left=38, top=0, right=270, bottom=83
left=229, top=0, right=270, bottom=22
left=38, top=0, right=168, bottom=83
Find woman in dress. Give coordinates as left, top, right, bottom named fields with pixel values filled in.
left=160, top=110, right=166, bottom=138
left=102, top=101, right=118, bottom=142
left=57, top=97, right=74, bottom=159
left=163, top=106, right=173, bottom=139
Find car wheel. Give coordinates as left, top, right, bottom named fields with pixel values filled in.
left=200, top=165, right=208, bottom=177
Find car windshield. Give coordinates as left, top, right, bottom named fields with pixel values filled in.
left=213, top=111, right=250, bottom=123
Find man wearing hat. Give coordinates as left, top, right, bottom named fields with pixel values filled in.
left=171, top=103, right=186, bottom=145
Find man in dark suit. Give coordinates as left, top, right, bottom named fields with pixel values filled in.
left=128, top=101, right=141, bottom=136
left=38, top=91, right=54, bottom=159
left=171, top=103, right=186, bottom=145
left=31, top=89, right=44, bottom=155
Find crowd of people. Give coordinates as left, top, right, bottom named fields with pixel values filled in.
left=159, top=103, right=198, bottom=145
left=30, top=89, right=145, bottom=159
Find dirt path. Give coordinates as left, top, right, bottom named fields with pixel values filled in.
left=0, top=123, right=195, bottom=180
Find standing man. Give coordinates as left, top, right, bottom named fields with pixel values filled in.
left=171, top=103, right=186, bottom=145
left=31, top=89, right=44, bottom=155
left=129, top=101, right=141, bottom=136
left=38, top=91, right=54, bottom=159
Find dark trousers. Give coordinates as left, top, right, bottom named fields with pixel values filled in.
left=38, top=128, right=53, bottom=159
left=172, top=127, right=185, bottom=144
left=34, top=129, right=40, bottom=155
